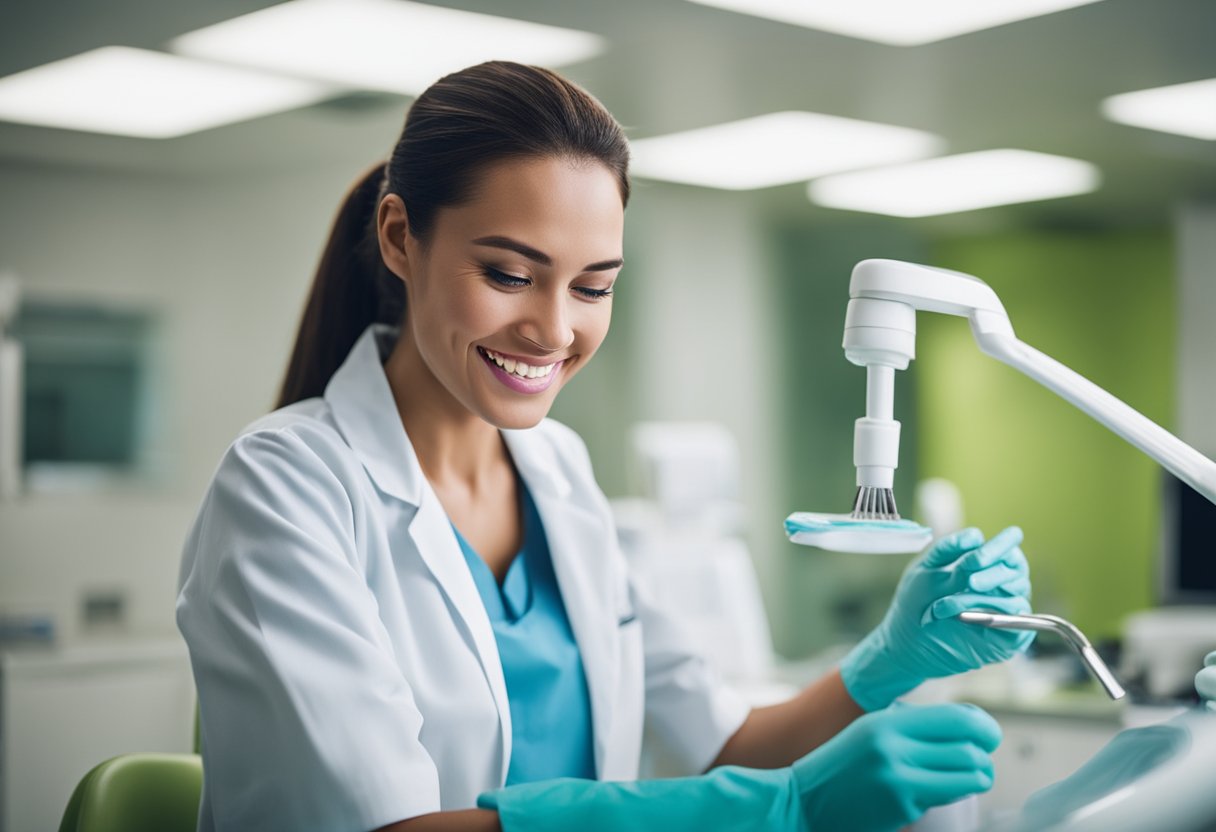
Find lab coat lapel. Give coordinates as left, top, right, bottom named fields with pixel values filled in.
left=406, top=483, right=513, bottom=782
left=325, top=326, right=513, bottom=781
left=503, top=428, right=619, bottom=779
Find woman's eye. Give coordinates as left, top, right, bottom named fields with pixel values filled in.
left=483, top=266, right=530, bottom=287
left=574, top=286, right=614, bottom=300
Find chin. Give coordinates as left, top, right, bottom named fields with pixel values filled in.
left=481, top=400, right=553, bottom=431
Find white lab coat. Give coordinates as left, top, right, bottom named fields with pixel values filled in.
left=176, top=325, right=749, bottom=832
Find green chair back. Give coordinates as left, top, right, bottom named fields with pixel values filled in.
left=58, top=753, right=202, bottom=832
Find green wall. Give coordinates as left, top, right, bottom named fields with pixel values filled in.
left=919, top=230, right=1174, bottom=638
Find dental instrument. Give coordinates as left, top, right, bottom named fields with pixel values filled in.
left=957, top=611, right=1126, bottom=700
left=793, top=258, right=1216, bottom=555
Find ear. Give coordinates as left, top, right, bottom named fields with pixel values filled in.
left=376, top=193, right=414, bottom=286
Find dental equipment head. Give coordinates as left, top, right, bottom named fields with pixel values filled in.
left=832, top=258, right=1216, bottom=551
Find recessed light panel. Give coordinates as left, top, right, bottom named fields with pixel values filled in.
left=686, top=0, right=1109, bottom=46
left=808, top=149, right=1101, bottom=217
left=0, top=46, right=333, bottom=138
left=629, top=111, right=943, bottom=190
left=171, top=0, right=606, bottom=96
left=1102, top=78, right=1216, bottom=141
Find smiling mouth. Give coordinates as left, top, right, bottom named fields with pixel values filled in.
left=476, top=346, right=562, bottom=380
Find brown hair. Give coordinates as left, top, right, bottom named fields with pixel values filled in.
left=275, top=61, right=631, bottom=408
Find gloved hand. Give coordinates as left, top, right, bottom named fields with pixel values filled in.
left=1196, top=651, right=1216, bottom=711
left=479, top=702, right=1001, bottom=832
left=842, top=526, right=1035, bottom=711
left=793, top=702, right=1001, bottom=831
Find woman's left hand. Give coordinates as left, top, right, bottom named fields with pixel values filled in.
left=841, top=526, right=1034, bottom=712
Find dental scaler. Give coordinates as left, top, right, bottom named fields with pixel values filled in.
left=786, top=258, right=1216, bottom=555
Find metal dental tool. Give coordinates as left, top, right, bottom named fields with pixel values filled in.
left=840, top=259, right=1216, bottom=529
left=959, top=610, right=1126, bottom=700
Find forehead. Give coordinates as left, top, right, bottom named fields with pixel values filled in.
left=435, top=157, right=625, bottom=260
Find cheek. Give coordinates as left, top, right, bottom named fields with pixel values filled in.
left=575, top=304, right=613, bottom=355
left=428, top=284, right=512, bottom=345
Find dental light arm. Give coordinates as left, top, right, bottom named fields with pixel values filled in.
left=844, top=259, right=1216, bottom=508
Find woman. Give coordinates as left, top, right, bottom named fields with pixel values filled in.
left=177, top=61, right=1034, bottom=832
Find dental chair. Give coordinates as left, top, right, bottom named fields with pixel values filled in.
left=58, top=753, right=202, bottom=832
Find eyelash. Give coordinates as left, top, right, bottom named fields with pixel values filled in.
left=482, top=266, right=614, bottom=300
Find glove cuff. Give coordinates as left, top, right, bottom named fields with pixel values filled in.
left=840, top=628, right=924, bottom=712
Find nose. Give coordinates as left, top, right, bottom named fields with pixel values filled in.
left=518, top=287, right=574, bottom=353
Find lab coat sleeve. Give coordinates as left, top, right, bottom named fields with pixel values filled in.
left=177, top=428, right=440, bottom=832
left=633, top=570, right=752, bottom=776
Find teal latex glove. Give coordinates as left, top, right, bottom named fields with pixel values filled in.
left=1197, top=651, right=1216, bottom=711
left=479, top=766, right=800, bottom=832
left=793, top=703, right=1001, bottom=831
left=841, top=526, right=1035, bottom=711
left=478, top=702, right=1000, bottom=832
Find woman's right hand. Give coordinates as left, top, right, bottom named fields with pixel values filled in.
left=791, top=702, right=1001, bottom=831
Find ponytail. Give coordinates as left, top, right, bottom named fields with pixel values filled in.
left=276, top=162, right=405, bottom=409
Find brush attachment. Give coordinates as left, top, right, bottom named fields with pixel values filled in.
left=851, top=485, right=900, bottom=521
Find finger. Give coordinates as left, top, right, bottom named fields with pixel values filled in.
left=931, top=591, right=1032, bottom=620
left=894, top=703, right=1002, bottom=752
left=903, top=768, right=995, bottom=811
left=1197, top=666, right=1216, bottom=701
left=967, top=563, right=1022, bottom=593
left=958, top=529, right=1024, bottom=572
left=996, top=575, right=1032, bottom=599
left=982, top=545, right=1029, bottom=576
left=905, top=740, right=994, bottom=776
left=921, top=527, right=985, bottom=568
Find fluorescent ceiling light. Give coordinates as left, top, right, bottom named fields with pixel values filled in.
left=1101, top=78, right=1216, bottom=141
left=0, top=46, right=332, bottom=138
left=171, top=0, right=606, bottom=96
left=629, top=111, right=943, bottom=190
left=808, top=149, right=1100, bottom=217
left=686, top=0, right=1109, bottom=46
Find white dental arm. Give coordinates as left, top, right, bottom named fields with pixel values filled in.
left=844, top=258, right=1216, bottom=506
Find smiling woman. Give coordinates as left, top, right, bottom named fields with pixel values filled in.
left=175, top=60, right=1027, bottom=832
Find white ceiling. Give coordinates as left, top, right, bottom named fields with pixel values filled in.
left=3, top=0, right=1214, bottom=230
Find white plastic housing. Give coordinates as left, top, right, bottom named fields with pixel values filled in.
left=854, top=417, right=900, bottom=488
left=847, top=258, right=1216, bottom=507
left=843, top=296, right=916, bottom=370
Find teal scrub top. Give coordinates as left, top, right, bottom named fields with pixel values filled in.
left=451, top=482, right=597, bottom=785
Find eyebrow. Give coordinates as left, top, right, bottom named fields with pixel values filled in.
left=472, top=235, right=624, bottom=272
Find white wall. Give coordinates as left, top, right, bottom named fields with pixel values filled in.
left=624, top=187, right=786, bottom=637
left=0, top=160, right=376, bottom=643
left=1176, top=201, right=1216, bottom=453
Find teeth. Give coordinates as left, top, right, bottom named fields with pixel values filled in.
left=483, top=348, right=556, bottom=380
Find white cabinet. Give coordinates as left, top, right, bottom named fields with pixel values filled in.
left=0, top=640, right=195, bottom=832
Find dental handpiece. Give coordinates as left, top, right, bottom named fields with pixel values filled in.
left=958, top=610, right=1126, bottom=700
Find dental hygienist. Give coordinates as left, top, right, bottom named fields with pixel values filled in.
left=176, top=61, right=1035, bottom=832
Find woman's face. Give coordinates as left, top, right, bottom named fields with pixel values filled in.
left=385, top=156, right=625, bottom=430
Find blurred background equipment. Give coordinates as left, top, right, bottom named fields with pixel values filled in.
left=0, top=271, right=21, bottom=501
left=612, top=422, right=786, bottom=698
